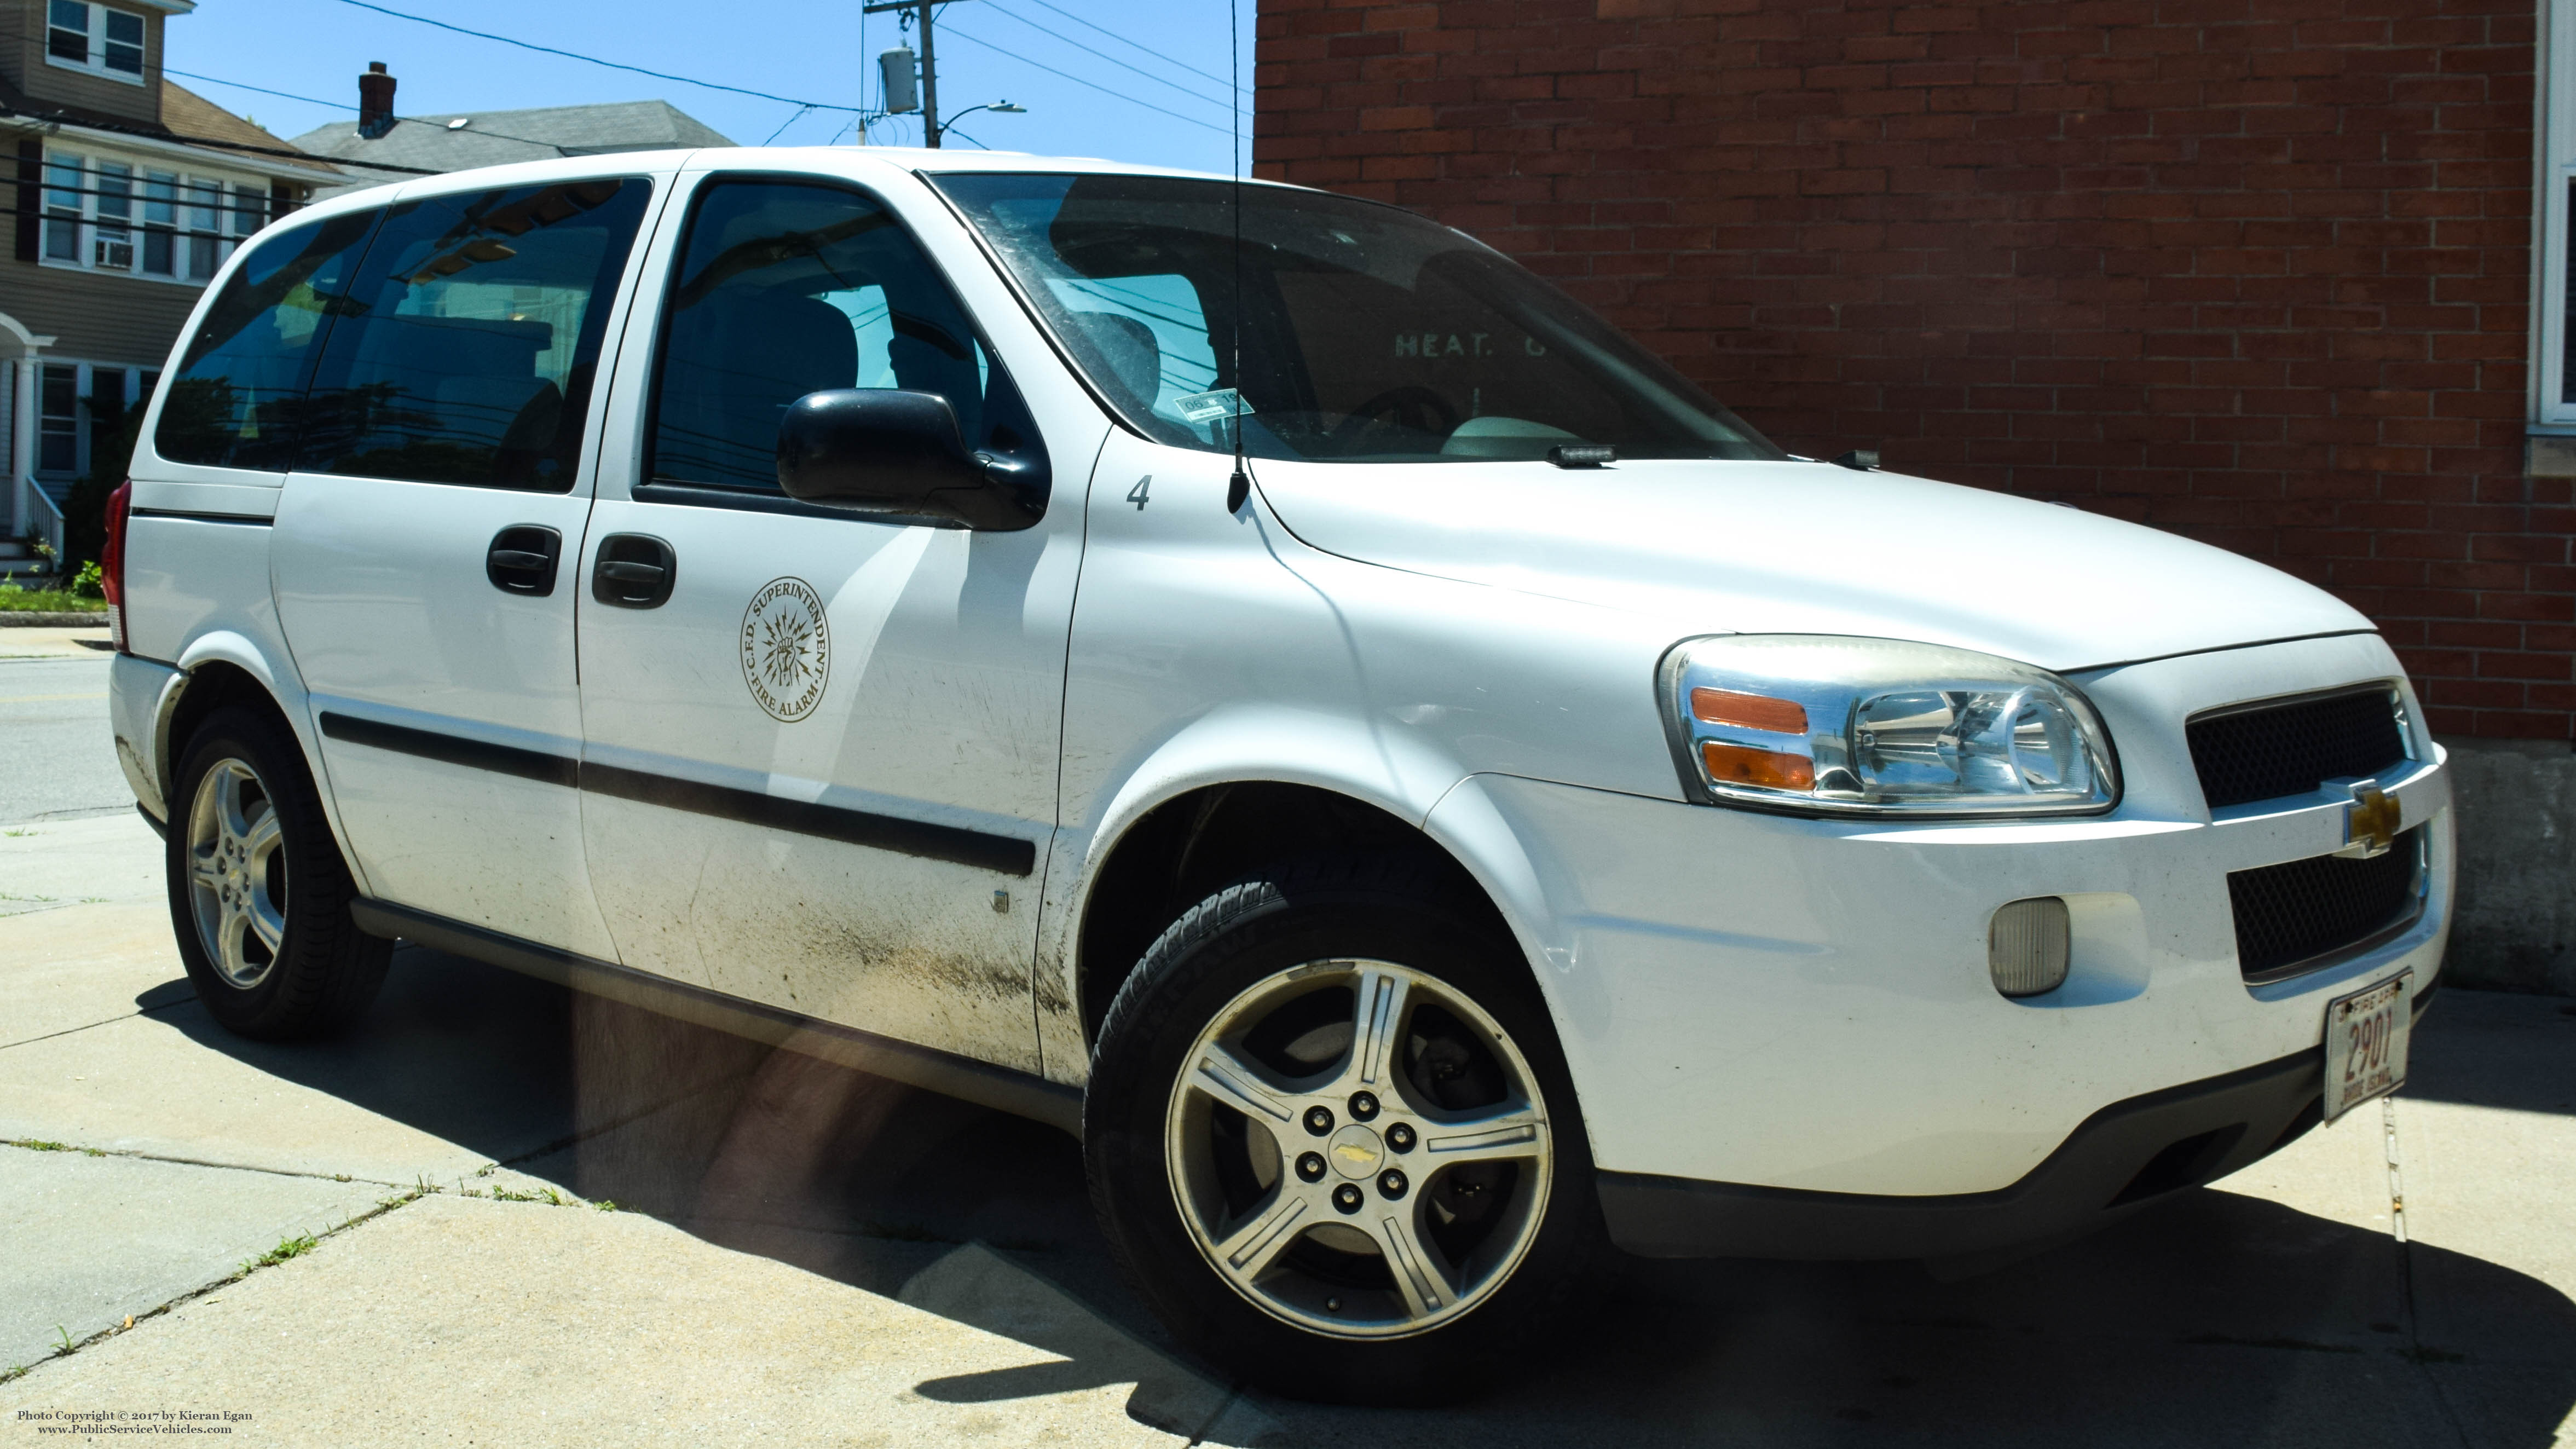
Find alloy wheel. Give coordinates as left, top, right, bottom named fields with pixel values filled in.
left=185, top=757, right=288, bottom=989
left=1163, top=957, right=1553, bottom=1339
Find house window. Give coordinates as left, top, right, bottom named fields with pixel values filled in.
left=47, top=2, right=145, bottom=83
left=30, top=365, right=149, bottom=477
left=92, top=161, right=132, bottom=271
left=141, top=171, right=176, bottom=276
left=40, top=151, right=255, bottom=284
left=230, top=184, right=265, bottom=238
left=186, top=178, right=222, bottom=277
left=38, top=366, right=80, bottom=475
left=42, top=157, right=82, bottom=262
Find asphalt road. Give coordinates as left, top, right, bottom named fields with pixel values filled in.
left=0, top=651, right=127, bottom=825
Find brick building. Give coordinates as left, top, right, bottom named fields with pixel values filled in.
left=1255, top=0, right=2569, bottom=746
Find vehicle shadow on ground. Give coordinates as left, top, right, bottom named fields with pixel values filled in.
left=146, top=946, right=2576, bottom=1446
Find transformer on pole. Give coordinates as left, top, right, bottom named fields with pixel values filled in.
left=862, top=1, right=947, bottom=146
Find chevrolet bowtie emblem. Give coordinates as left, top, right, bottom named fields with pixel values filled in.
left=2340, top=782, right=2400, bottom=859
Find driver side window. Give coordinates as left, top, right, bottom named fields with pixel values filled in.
left=644, top=177, right=1024, bottom=496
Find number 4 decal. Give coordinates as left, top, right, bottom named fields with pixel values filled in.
left=1127, top=475, right=1151, bottom=510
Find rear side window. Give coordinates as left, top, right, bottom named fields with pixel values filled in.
left=646, top=177, right=1028, bottom=496
left=296, top=178, right=651, bottom=491
left=153, top=209, right=379, bottom=471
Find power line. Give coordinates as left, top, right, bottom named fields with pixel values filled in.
left=1018, top=0, right=1245, bottom=96
left=328, top=0, right=870, bottom=113
left=1, top=99, right=439, bottom=174
left=163, top=68, right=361, bottom=115
left=761, top=106, right=817, bottom=145
left=936, top=26, right=1234, bottom=137
left=981, top=2, right=1234, bottom=113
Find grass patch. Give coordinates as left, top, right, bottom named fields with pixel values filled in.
left=244, top=1233, right=318, bottom=1272
left=0, top=587, right=106, bottom=613
left=7, top=1139, right=102, bottom=1156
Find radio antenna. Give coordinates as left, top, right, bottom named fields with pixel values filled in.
left=1225, top=0, right=1250, bottom=513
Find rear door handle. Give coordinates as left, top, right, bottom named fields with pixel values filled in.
left=486, top=525, right=563, bottom=597
left=592, top=533, right=677, bottom=609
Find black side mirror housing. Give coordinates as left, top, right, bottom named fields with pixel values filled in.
left=775, top=389, right=1048, bottom=530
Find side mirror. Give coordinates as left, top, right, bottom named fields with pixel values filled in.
left=775, top=389, right=1046, bottom=530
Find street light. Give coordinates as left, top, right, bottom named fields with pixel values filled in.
left=932, top=100, right=1026, bottom=149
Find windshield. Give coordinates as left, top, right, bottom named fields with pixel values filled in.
left=931, top=172, right=1781, bottom=465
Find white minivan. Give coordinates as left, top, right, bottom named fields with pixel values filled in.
left=102, top=147, right=2450, bottom=1401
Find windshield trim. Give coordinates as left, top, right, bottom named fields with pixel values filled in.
left=912, top=165, right=1163, bottom=447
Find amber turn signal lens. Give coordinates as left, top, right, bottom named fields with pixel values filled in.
left=1690, top=687, right=1807, bottom=734
left=1701, top=741, right=1815, bottom=792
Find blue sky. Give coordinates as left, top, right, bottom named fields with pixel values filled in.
left=168, top=0, right=1254, bottom=173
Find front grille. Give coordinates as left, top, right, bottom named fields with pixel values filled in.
left=2187, top=686, right=2408, bottom=810
left=2226, top=829, right=2424, bottom=982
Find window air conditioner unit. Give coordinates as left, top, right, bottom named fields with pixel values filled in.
left=93, top=235, right=134, bottom=270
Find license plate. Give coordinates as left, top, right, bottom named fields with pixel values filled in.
left=2323, top=972, right=2411, bottom=1122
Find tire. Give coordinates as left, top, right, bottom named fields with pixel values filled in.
left=166, top=705, right=389, bottom=1040
left=1085, top=857, right=1608, bottom=1405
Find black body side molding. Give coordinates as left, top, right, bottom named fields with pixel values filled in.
left=580, top=761, right=1034, bottom=876
left=320, top=711, right=580, bottom=788
left=315, top=711, right=1032, bottom=875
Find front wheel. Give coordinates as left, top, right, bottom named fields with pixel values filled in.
left=167, top=706, right=389, bottom=1040
left=1085, top=860, right=1605, bottom=1404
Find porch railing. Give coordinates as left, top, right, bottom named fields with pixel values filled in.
left=18, top=475, right=65, bottom=574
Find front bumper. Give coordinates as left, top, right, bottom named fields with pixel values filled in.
left=1424, top=632, right=2452, bottom=1208
left=1597, top=1021, right=2400, bottom=1261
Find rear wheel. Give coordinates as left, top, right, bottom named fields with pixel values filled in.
left=1085, top=859, right=1604, bottom=1404
left=168, top=706, right=388, bottom=1039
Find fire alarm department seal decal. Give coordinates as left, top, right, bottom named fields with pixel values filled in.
left=740, top=577, right=830, bottom=722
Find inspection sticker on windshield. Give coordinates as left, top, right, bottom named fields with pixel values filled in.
left=1174, top=389, right=1253, bottom=424
left=2323, top=972, right=2410, bottom=1122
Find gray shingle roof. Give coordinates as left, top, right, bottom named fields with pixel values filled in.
left=290, top=99, right=735, bottom=194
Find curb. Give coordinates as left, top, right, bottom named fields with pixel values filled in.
left=0, top=611, right=109, bottom=627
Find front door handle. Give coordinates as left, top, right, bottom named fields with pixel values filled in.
left=593, top=533, right=677, bottom=609
left=486, top=525, right=563, bottom=597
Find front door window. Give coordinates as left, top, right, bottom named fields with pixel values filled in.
left=644, top=177, right=1031, bottom=498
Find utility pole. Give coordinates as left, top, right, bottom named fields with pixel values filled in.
left=921, top=2, right=940, bottom=148
left=862, top=0, right=955, bottom=147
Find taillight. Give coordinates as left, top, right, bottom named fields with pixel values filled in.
left=101, top=479, right=131, bottom=654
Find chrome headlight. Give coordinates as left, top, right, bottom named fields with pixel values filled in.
left=1659, top=636, right=2119, bottom=817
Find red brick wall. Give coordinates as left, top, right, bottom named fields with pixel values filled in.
left=1256, top=0, right=2570, bottom=740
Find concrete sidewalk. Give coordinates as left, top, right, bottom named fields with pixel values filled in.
left=0, top=625, right=112, bottom=662
left=2, top=885, right=2572, bottom=1444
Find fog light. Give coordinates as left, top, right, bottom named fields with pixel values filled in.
left=1989, top=897, right=2070, bottom=997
